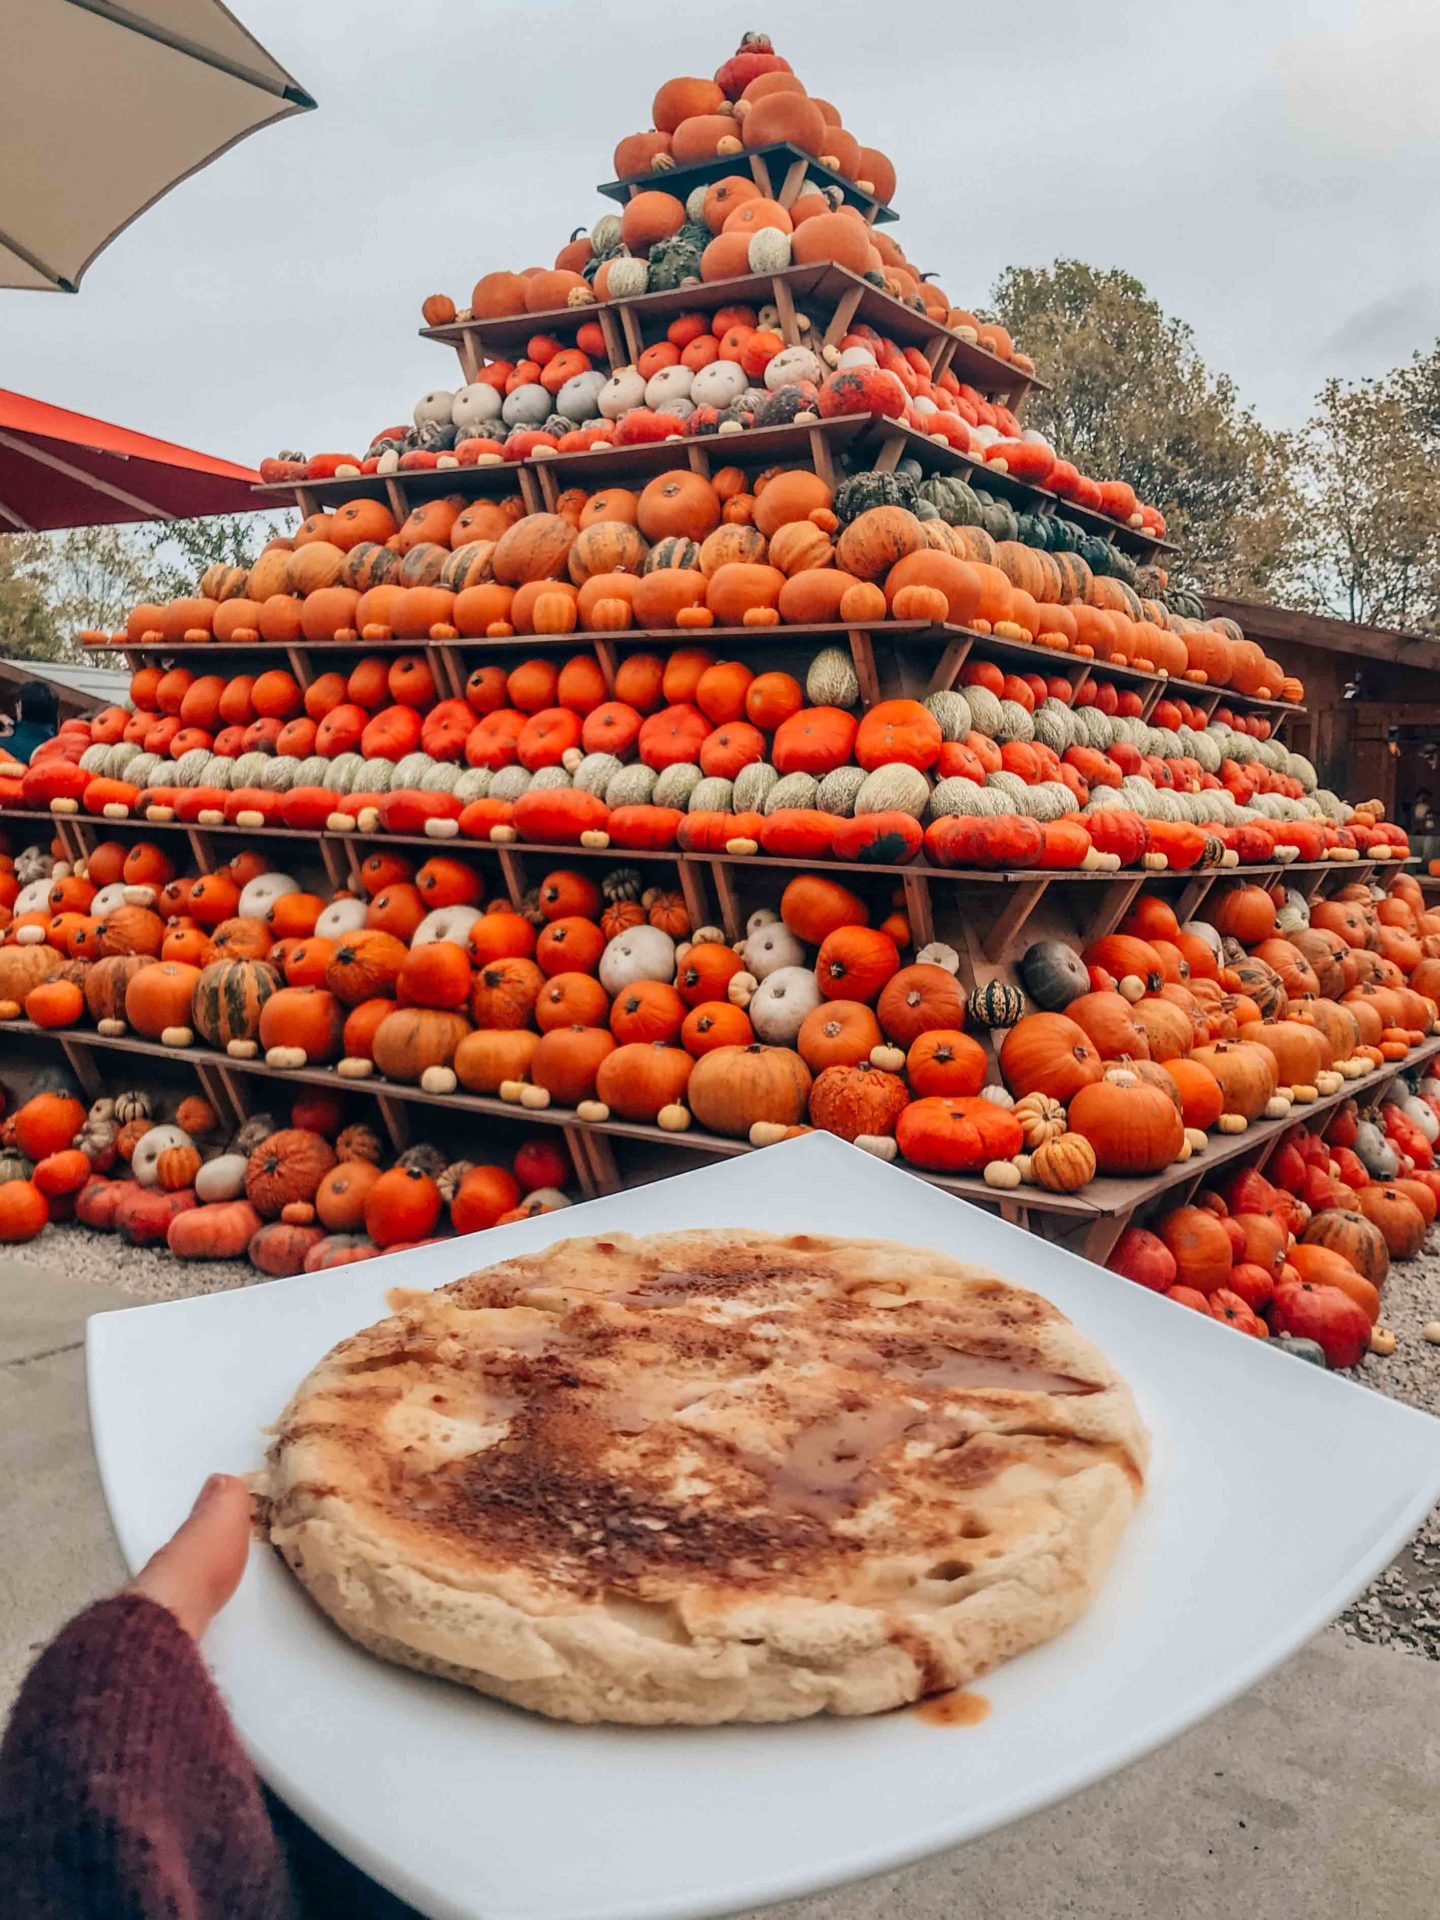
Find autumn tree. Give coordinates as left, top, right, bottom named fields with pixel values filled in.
left=1287, top=375, right=1440, bottom=630
left=0, top=536, right=60, bottom=660
left=140, top=511, right=286, bottom=602
left=986, top=260, right=1302, bottom=596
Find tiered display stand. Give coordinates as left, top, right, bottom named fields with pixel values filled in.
left=27, top=154, right=1427, bottom=1255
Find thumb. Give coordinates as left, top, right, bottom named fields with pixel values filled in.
left=129, top=1474, right=253, bottom=1641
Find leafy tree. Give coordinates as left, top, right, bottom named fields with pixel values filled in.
left=0, top=535, right=60, bottom=660
left=140, top=512, right=287, bottom=602
left=1288, top=375, right=1440, bottom=630
left=986, top=260, right=1303, bottom=597
left=45, top=524, right=154, bottom=644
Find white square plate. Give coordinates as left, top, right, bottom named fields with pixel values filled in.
left=88, top=1133, right=1440, bottom=1920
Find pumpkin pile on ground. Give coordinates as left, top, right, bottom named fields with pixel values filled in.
left=1106, top=1118, right=1440, bottom=1368
left=0, top=1072, right=576, bottom=1276
left=3, top=832, right=1437, bottom=1202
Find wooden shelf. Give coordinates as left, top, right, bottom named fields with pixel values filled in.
left=420, top=263, right=1038, bottom=405
left=873, top=421, right=1177, bottom=562
left=83, top=616, right=1307, bottom=728
left=9, top=1019, right=1434, bottom=1247
left=595, top=142, right=899, bottom=225
left=250, top=413, right=875, bottom=516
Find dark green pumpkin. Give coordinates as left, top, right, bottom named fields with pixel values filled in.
left=917, top=474, right=982, bottom=527
left=192, top=959, right=280, bottom=1049
left=1019, top=940, right=1089, bottom=1012
left=833, top=469, right=919, bottom=525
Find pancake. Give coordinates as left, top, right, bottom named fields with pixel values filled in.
left=260, top=1229, right=1148, bottom=1724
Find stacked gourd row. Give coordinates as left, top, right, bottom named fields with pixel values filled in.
left=1105, top=1114, right=1440, bottom=1368
left=0, top=1073, right=576, bottom=1268
left=2, top=827, right=1436, bottom=1201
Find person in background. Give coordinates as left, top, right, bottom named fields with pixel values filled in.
left=1411, top=787, right=1437, bottom=834
left=0, top=680, right=59, bottom=764
left=0, top=1476, right=418, bottom=1918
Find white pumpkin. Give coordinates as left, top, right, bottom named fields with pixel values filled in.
left=1401, top=1095, right=1440, bottom=1143
left=747, top=227, right=792, bottom=274
left=763, top=346, right=824, bottom=391
left=645, top=365, right=694, bottom=411
left=598, top=368, right=647, bottom=420
left=315, top=897, right=368, bottom=941
left=555, top=369, right=607, bottom=422
left=748, top=966, right=822, bottom=1044
left=412, top=904, right=483, bottom=947
left=605, top=254, right=649, bottom=299
left=131, top=1124, right=193, bottom=1190
left=412, top=389, right=454, bottom=428
left=741, top=921, right=807, bottom=979
left=194, top=1152, right=249, bottom=1202
left=238, top=872, right=297, bottom=919
left=745, top=908, right=780, bottom=933
left=89, top=882, right=131, bottom=917
left=501, top=382, right=550, bottom=426
left=598, top=925, right=676, bottom=995
left=1181, top=918, right=1224, bottom=958
left=836, top=345, right=878, bottom=371
left=450, top=382, right=503, bottom=432
left=691, top=359, right=748, bottom=408
left=12, top=877, right=52, bottom=917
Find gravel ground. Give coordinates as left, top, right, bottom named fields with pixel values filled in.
left=11, top=1211, right=1440, bottom=1654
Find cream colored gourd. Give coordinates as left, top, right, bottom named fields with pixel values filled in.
left=748, top=965, right=823, bottom=1044
left=741, top=921, right=807, bottom=979
left=411, top=905, right=483, bottom=947
left=598, top=925, right=676, bottom=994
left=194, top=1152, right=249, bottom=1202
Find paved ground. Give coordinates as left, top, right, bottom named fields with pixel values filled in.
left=3, top=1248, right=1439, bottom=1918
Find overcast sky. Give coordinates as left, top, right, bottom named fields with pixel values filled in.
left=8, top=0, right=1440, bottom=470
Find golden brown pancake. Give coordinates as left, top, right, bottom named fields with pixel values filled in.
left=261, top=1230, right=1147, bottom=1724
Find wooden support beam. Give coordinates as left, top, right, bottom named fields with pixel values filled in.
left=807, top=422, right=838, bottom=492
left=774, top=156, right=809, bottom=208
left=184, top=828, right=216, bottom=876
left=821, top=286, right=863, bottom=353
left=870, top=431, right=903, bottom=475
left=981, top=878, right=1049, bottom=962
left=375, top=1094, right=411, bottom=1154
left=1080, top=1212, right=1129, bottom=1264
left=455, top=332, right=480, bottom=384
left=925, top=634, right=972, bottom=696
left=847, top=630, right=881, bottom=710
left=901, top=873, right=935, bottom=950
left=676, top=857, right=712, bottom=939
left=596, top=307, right=627, bottom=374
left=1174, top=872, right=1218, bottom=922
left=769, top=272, right=801, bottom=345
left=590, top=637, right=619, bottom=696
left=495, top=847, right=528, bottom=910
left=1080, top=875, right=1143, bottom=944
left=708, top=859, right=744, bottom=941
left=382, top=478, right=409, bottom=527
left=58, top=1037, right=104, bottom=1099
left=579, top=1124, right=622, bottom=1195
left=516, top=466, right=545, bottom=516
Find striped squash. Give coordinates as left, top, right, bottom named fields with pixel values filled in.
left=192, top=958, right=281, bottom=1049
left=440, top=542, right=495, bottom=591
left=340, top=542, right=403, bottom=591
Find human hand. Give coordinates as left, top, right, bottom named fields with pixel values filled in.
left=128, top=1473, right=253, bottom=1640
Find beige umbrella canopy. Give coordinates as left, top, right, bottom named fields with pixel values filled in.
left=0, top=0, right=313, bottom=292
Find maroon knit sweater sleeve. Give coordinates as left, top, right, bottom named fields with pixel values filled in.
left=0, top=1592, right=297, bottom=1919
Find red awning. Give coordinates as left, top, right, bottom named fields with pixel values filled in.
left=0, top=389, right=262, bottom=531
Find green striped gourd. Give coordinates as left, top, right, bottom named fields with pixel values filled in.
left=1027, top=781, right=1075, bottom=822
left=327, top=753, right=364, bottom=793
left=104, top=742, right=141, bottom=777
left=173, top=749, right=211, bottom=787
left=1032, top=700, right=1076, bottom=753
left=928, top=777, right=999, bottom=818
left=1075, top=708, right=1114, bottom=750
left=420, top=763, right=463, bottom=793
left=653, top=762, right=701, bottom=808
left=644, top=537, right=701, bottom=572
left=527, top=767, right=572, bottom=791
left=231, top=751, right=271, bottom=786
left=124, top=753, right=160, bottom=788
left=79, top=744, right=109, bottom=773
left=294, top=756, right=331, bottom=788
left=200, top=755, right=233, bottom=789
left=985, top=771, right=1032, bottom=808
left=191, top=958, right=280, bottom=1050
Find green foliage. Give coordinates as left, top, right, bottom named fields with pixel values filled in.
left=0, top=535, right=61, bottom=660
left=1288, top=374, right=1440, bottom=631
left=140, top=513, right=285, bottom=602
left=987, top=260, right=1303, bottom=597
